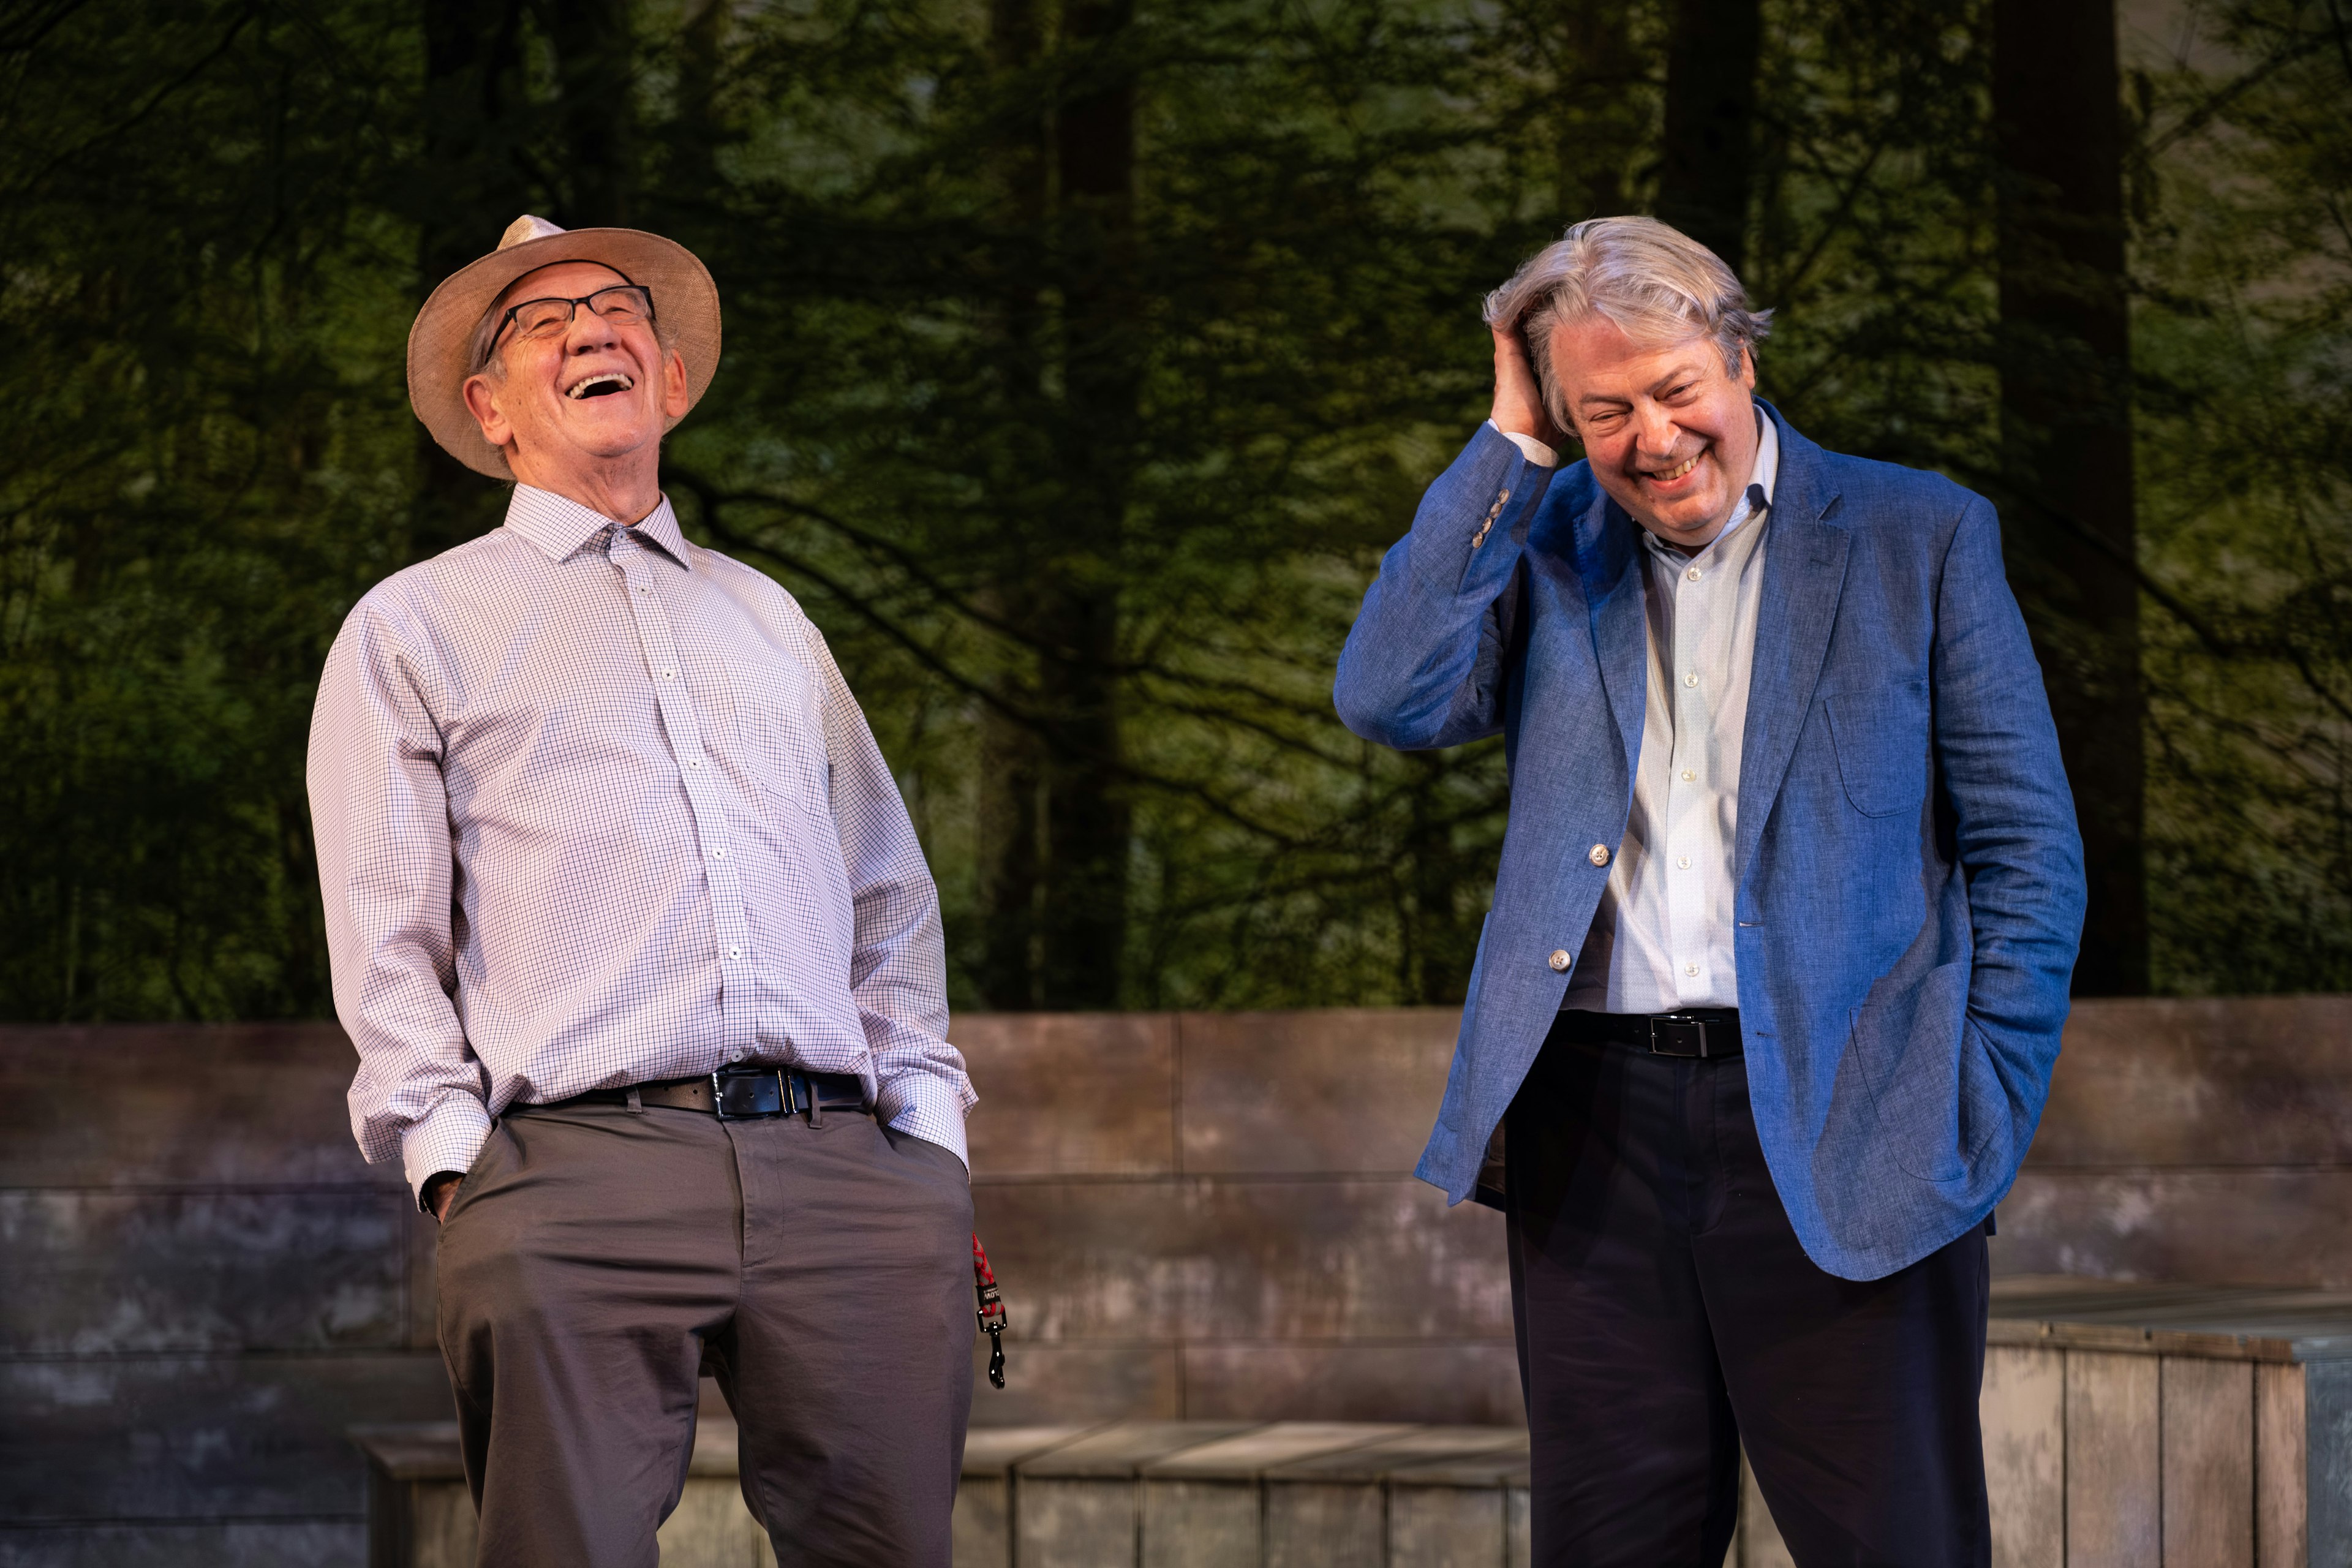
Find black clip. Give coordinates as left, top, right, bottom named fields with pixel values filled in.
left=972, top=1234, right=1009, bottom=1390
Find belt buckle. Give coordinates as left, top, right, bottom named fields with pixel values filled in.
left=1649, top=1016, right=1709, bottom=1058
left=710, top=1070, right=786, bottom=1118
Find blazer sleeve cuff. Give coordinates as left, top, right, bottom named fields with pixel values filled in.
left=400, top=1093, right=494, bottom=1210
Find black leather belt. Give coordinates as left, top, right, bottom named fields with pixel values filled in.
left=1556, top=1008, right=1743, bottom=1059
left=546, top=1068, right=870, bottom=1121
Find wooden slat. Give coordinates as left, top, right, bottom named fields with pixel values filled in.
left=0, top=1023, right=385, bottom=1189
left=2033, top=997, right=2352, bottom=1167
left=1142, top=1423, right=1411, bottom=1479
left=655, top=1477, right=771, bottom=1566
left=408, top=1481, right=477, bottom=1568
left=966, top=1341, right=1183, bottom=1427
left=1178, top=1343, right=1523, bottom=1426
left=1388, top=1482, right=1507, bottom=1568
left=2066, top=1350, right=2162, bottom=1566
left=1176, top=1008, right=1460, bottom=1175
left=1997, top=1170, right=2352, bottom=1289
left=2255, top=1362, right=2307, bottom=1568
left=969, top=1178, right=1512, bottom=1342
left=1736, top=1452, right=1795, bottom=1568
left=1139, top=1479, right=1257, bottom=1568
left=1, top=1191, right=406, bottom=1355
left=0, top=1520, right=369, bottom=1567
left=2162, top=1356, right=2255, bottom=1566
left=1015, top=1477, right=1142, bottom=1568
left=1264, top=1481, right=1384, bottom=1568
left=1264, top=1425, right=1525, bottom=1481
left=1019, top=1421, right=1264, bottom=1477
left=958, top=1013, right=1177, bottom=1179
left=0, top=1353, right=451, bottom=1522
left=1981, top=1343, right=2065, bottom=1567
left=2302, top=1360, right=2352, bottom=1568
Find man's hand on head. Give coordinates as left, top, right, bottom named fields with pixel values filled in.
left=1491, top=324, right=1567, bottom=452
left=425, top=1170, right=464, bottom=1223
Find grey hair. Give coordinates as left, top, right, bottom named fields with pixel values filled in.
left=1484, top=216, right=1773, bottom=429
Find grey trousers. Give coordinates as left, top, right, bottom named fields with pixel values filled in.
left=434, top=1098, right=976, bottom=1567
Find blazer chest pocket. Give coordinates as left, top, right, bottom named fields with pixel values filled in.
left=1824, top=681, right=1929, bottom=818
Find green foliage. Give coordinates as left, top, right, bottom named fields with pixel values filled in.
left=1, top=0, right=2346, bottom=1017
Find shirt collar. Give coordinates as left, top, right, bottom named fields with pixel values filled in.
left=503, top=484, right=692, bottom=568
left=1640, top=406, right=1779, bottom=561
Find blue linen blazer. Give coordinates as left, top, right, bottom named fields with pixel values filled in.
left=1333, top=404, right=2086, bottom=1281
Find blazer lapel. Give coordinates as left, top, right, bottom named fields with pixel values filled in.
left=1580, top=490, right=1648, bottom=790
left=1736, top=413, right=1850, bottom=883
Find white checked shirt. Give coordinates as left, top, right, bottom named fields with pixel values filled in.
left=1496, top=412, right=1779, bottom=1012
left=309, top=486, right=973, bottom=1201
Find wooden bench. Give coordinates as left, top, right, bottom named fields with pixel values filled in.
left=353, top=1278, right=2352, bottom=1566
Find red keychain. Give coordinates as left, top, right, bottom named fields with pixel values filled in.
left=971, top=1234, right=1008, bottom=1389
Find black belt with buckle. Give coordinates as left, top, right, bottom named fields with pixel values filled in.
left=543, top=1068, right=870, bottom=1121
left=1555, top=1008, right=1743, bottom=1060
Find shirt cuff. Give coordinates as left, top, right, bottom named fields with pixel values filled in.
left=880, top=1073, right=971, bottom=1177
left=399, top=1093, right=495, bottom=1210
left=1487, top=420, right=1558, bottom=468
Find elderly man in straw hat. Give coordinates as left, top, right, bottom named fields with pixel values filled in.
left=1336, top=216, right=2084, bottom=1564
left=309, top=216, right=978, bottom=1566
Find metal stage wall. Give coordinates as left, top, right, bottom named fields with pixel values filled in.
left=4, top=998, right=2348, bottom=1563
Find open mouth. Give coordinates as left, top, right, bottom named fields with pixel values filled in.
left=565, top=371, right=635, bottom=401
left=1645, top=451, right=1702, bottom=484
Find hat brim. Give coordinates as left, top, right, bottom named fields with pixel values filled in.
left=405, top=227, right=723, bottom=480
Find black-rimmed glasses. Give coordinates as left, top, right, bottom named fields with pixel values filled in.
left=492, top=284, right=658, bottom=349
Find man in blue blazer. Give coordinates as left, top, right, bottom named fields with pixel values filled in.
left=1335, top=217, right=2084, bottom=1565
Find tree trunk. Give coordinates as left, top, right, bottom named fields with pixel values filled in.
left=410, top=0, right=533, bottom=562
left=1032, top=0, right=1137, bottom=1009
left=1656, top=0, right=1762, bottom=274
left=972, top=0, right=1054, bottom=1009
left=1552, top=0, right=1646, bottom=221
left=1994, top=0, right=2146, bottom=995
left=539, top=0, right=632, bottom=228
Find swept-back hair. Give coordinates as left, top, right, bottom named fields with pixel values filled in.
left=1484, top=216, right=1773, bottom=429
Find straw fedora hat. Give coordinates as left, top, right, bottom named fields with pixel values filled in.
left=406, top=214, right=723, bottom=480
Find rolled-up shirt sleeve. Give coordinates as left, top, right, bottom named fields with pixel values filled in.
left=805, top=619, right=976, bottom=1172
left=309, top=594, right=491, bottom=1205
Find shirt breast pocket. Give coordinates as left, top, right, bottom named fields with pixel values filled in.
left=1823, top=680, right=1930, bottom=818
left=725, top=654, right=832, bottom=821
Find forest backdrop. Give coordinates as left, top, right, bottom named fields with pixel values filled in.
left=2, top=0, right=2348, bottom=1020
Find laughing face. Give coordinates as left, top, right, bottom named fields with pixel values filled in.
left=461, top=259, right=690, bottom=492
left=1548, top=312, right=1760, bottom=552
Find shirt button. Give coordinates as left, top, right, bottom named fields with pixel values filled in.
left=1682, top=769, right=1695, bottom=782
left=1548, top=949, right=1573, bottom=972
left=727, top=944, right=742, bottom=959
left=687, top=758, right=703, bottom=769
left=712, top=847, right=728, bottom=859
left=1686, top=963, right=1700, bottom=977
left=1684, top=673, right=1698, bottom=688
left=1678, top=856, right=1692, bottom=869
left=1588, top=843, right=1610, bottom=867
left=636, top=586, right=649, bottom=595
left=662, top=668, right=677, bottom=680
left=1686, top=566, right=1701, bottom=581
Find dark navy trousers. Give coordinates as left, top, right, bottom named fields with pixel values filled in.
left=1506, top=1015, right=1992, bottom=1566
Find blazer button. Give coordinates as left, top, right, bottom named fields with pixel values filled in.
left=1548, top=949, right=1572, bottom=973
left=1588, top=843, right=1611, bottom=867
